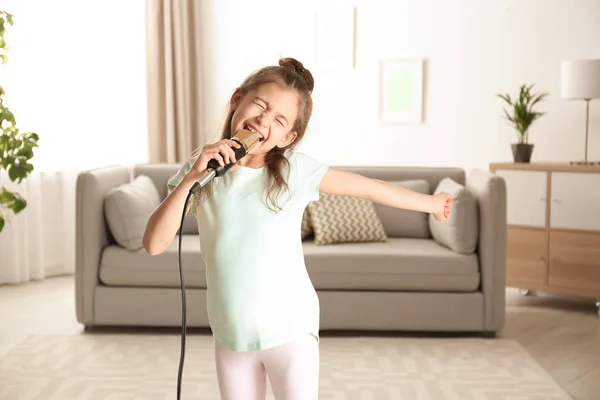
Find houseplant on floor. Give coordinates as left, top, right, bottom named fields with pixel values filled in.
left=0, top=10, right=40, bottom=232
left=497, top=83, right=548, bottom=163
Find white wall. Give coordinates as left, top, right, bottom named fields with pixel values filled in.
left=2, top=0, right=598, bottom=173
left=203, top=0, right=600, bottom=172
left=1, top=0, right=147, bottom=172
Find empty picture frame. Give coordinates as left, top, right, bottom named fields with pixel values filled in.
left=379, top=59, right=424, bottom=124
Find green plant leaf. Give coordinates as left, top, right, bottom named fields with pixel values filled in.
left=0, top=215, right=4, bottom=232
left=22, top=132, right=39, bottom=148
left=1, top=155, right=14, bottom=169
left=0, top=187, right=15, bottom=203
left=12, top=196, right=26, bottom=213
left=530, top=93, right=549, bottom=109
left=497, top=93, right=512, bottom=105
left=0, top=108, right=16, bottom=126
left=0, top=187, right=27, bottom=214
left=0, top=132, right=8, bottom=147
left=502, top=108, right=515, bottom=123
left=7, top=163, right=28, bottom=183
left=15, top=147, right=33, bottom=158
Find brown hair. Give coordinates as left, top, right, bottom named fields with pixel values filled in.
left=199, top=57, right=314, bottom=211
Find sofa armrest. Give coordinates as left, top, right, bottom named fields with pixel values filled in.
left=75, top=165, right=131, bottom=325
left=466, top=169, right=507, bottom=333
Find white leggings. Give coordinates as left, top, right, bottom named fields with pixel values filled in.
left=214, top=334, right=319, bottom=400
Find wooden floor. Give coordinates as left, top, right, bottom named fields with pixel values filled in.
left=1, top=276, right=599, bottom=400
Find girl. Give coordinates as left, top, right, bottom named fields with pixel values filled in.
left=143, top=58, right=453, bottom=400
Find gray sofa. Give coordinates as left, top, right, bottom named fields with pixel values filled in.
left=75, top=164, right=507, bottom=336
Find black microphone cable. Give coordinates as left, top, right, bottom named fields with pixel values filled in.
left=176, top=191, right=192, bottom=400
left=175, top=130, right=261, bottom=399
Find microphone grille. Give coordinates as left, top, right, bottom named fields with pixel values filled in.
left=232, top=129, right=261, bottom=152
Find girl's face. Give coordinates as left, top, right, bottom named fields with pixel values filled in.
left=230, top=82, right=299, bottom=157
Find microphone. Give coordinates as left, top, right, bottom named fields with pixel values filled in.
left=189, top=129, right=262, bottom=194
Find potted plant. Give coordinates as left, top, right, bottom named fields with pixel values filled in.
left=497, top=83, right=548, bottom=163
left=0, top=10, right=40, bottom=232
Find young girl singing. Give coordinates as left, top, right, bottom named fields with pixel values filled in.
left=143, top=58, right=453, bottom=400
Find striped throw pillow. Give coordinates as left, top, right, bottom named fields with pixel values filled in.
left=307, top=194, right=388, bottom=246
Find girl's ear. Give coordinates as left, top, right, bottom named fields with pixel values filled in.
left=230, top=88, right=244, bottom=110
left=277, top=130, right=298, bottom=149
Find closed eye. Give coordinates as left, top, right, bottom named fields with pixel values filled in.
left=254, top=101, right=266, bottom=110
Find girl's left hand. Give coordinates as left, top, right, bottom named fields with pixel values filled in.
left=433, top=192, right=453, bottom=221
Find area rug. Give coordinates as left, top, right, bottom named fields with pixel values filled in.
left=0, top=333, right=571, bottom=399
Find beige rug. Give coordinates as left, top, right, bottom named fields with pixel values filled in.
left=0, top=333, right=571, bottom=400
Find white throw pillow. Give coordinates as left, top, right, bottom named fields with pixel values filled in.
left=429, top=178, right=479, bottom=254
left=104, top=175, right=161, bottom=251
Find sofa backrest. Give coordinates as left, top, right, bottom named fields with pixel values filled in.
left=132, top=163, right=466, bottom=237
left=336, top=166, right=465, bottom=238
left=132, top=163, right=198, bottom=234
left=336, top=166, right=466, bottom=188
left=133, top=163, right=181, bottom=199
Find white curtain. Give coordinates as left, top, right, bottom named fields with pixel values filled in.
left=0, top=170, right=78, bottom=284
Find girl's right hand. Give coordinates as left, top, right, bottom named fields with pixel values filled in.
left=186, top=139, right=242, bottom=181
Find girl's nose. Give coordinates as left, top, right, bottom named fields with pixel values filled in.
left=256, top=113, right=268, bottom=128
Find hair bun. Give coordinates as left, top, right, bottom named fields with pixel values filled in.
left=279, top=57, right=314, bottom=93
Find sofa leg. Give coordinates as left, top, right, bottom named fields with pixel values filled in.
left=482, top=331, right=496, bottom=339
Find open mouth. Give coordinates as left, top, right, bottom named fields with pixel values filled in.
left=244, top=124, right=264, bottom=141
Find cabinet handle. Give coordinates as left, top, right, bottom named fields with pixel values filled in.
left=552, top=198, right=560, bottom=203
left=540, top=197, right=546, bottom=202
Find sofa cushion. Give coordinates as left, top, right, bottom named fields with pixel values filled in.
left=301, top=207, right=313, bottom=240
left=103, top=175, right=160, bottom=251
left=373, top=180, right=431, bottom=238
left=307, top=194, right=387, bottom=246
left=429, top=178, right=479, bottom=254
left=99, top=234, right=207, bottom=288
left=303, top=238, right=480, bottom=292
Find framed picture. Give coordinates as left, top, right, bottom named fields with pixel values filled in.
left=379, top=59, right=424, bottom=124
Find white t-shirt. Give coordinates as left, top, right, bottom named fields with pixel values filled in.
left=167, top=151, right=329, bottom=351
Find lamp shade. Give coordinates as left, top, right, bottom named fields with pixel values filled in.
left=561, top=59, right=600, bottom=100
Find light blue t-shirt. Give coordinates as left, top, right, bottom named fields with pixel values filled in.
left=167, top=151, right=329, bottom=351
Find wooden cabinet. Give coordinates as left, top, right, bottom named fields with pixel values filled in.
left=496, top=169, right=547, bottom=227
left=548, top=231, right=600, bottom=293
left=550, top=172, right=600, bottom=231
left=490, top=163, right=600, bottom=300
left=506, top=227, right=547, bottom=285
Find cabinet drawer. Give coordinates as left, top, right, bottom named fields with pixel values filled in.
left=549, top=231, right=600, bottom=292
left=507, top=227, right=547, bottom=285
left=496, top=169, right=547, bottom=227
left=550, top=172, right=600, bottom=231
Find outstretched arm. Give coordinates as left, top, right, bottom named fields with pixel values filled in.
left=319, top=168, right=453, bottom=220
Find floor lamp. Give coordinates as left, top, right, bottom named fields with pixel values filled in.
left=561, top=59, right=600, bottom=165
